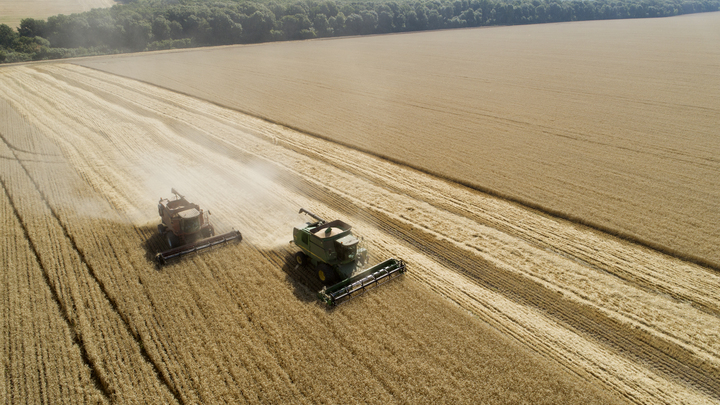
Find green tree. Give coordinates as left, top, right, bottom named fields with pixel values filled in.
left=313, top=13, right=330, bottom=35
left=447, top=15, right=466, bottom=27
left=169, top=20, right=183, bottom=39
left=393, top=7, right=406, bottom=30
left=19, top=18, right=46, bottom=37
left=345, top=13, right=364, bottom=34
left=13, top=35, right=49, bottom=55
left=428, top=9, right=443, bottom=29
left=415, top=5, right=429, bottom=29
left=243, top=9, right=275, bottom=42
left=208, top=11, right=242, bottom=44
left=121, top=15, right=152, bottom=49
left=329, top=11, right=346, bottom=34
left=377, top=10, right=394, bottom=32
left=360, top=10, right=378, bottom=33
left=315, top=1, right=339, bottom=18
left=279, top=14, right=311, bottom=39
left=152, top=16, right=171, bottom=40
left=460, top=8, right=477, bottom=26
left=0, top=24, right=17, bottom=49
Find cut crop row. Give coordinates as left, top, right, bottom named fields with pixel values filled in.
left=0, top=91, right=179, bottom=403
left=0, top=64, right=628, bottom=404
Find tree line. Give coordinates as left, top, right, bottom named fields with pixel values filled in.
left=1, top=0, right=718, bottom=62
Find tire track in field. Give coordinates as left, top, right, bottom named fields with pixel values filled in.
left=0, top=122, right=183, bottom=404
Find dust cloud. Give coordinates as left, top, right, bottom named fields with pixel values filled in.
left=133, top=144, right=306, bottom=249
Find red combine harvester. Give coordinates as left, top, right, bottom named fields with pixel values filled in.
left=155, top=189, right=241, bottom=265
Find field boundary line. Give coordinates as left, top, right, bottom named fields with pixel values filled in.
left=70, top=63, right=720, bottom=273
left=0, top=129, right=186, bottom=405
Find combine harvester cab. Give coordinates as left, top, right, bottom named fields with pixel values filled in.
left=155, top=188, right=242, bottom=265
left=292, top=208, right=406, bottom=306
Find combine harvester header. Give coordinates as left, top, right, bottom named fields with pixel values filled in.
left=317, top=257, right=406, bottom=306
left=292, top=208, right=406, bottom=306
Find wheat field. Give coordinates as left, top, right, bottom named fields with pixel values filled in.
left=0, top=0, right=115, bottom=29
left=0, top=59, right=718, bottom=404
left=3, top=12, right=720, bottom=405
left=77, top=12, right=720, bottom=271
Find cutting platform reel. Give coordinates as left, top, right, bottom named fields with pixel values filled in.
left=318, top=258, right=406, bottom=306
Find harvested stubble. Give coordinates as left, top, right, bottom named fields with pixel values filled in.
left=0, top=64, right=637, bottom=404
left=77, top=12, right=720, bottom=270
left=1, top=62, right=718, bottom=404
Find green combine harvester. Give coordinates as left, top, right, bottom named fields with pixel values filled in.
left=292, top=208, right=406, bottom=306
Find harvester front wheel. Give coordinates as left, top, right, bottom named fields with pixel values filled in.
left=202, top=226, right=215, bottom=238
left=295, top=251, right=308, bottom=266
left=317, top=263, right=338, bottom=285
left=357, top=251, right=369, bottom=268
left=166, top=232, right=180, bottom=248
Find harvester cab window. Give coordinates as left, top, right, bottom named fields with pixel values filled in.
left=181, top=215, right=201, bottom=234
left=335, top=236, right=358, bottom=262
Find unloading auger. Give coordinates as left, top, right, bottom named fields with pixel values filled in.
left=291, top=208, right=407, bottom=306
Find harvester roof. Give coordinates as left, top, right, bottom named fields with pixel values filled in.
left=178, top=208, right=200, bottom=219
left=162, top=197, right=199, bottom=215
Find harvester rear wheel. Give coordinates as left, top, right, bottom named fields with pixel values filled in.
left=295, top=251, right=308, bottom=266
left=317, top=263, right=339, bottom=285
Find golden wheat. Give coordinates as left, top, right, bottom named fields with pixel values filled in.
left=2, top=15, right=719, bottom=402
left=77, top=12, right=720, bottom=270
left=0, top=0, right=114, bottom=30
left=0, top=64, right=640, bottom=404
